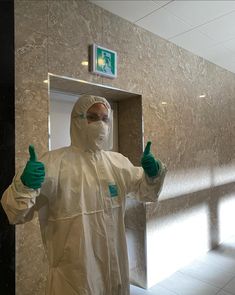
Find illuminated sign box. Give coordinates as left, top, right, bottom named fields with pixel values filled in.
left=89, top=44, right=117, bottom=78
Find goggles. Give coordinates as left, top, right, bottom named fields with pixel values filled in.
left=78, top=112, right=110, bottom=123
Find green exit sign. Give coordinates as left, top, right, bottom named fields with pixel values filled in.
left=89, top=44, right=117, bottom=78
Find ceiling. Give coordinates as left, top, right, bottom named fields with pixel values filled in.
left=91, top=0, right=235, bottom=74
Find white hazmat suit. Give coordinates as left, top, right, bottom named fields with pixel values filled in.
left=1, top=95, right=166, bottom=295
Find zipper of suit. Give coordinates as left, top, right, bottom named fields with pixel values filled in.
left=92, top=152, right=106, bottom=210
left=92, top=151, right=113, bottom=293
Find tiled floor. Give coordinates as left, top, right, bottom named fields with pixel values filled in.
left=130, top=235, right=235, bottom=295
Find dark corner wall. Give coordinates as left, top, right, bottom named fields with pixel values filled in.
left=0, top=0, right=15, bottom=294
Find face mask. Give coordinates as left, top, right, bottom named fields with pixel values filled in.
left=86, top=121, right=109, bottom=151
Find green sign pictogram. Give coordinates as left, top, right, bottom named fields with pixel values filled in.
left=90, top=44, right=117, bottom=78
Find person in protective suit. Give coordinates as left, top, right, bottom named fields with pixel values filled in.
left=1, top=94, right=167, bottom=295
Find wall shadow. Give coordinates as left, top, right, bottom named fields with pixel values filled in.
left=145, top=180, right=235, bottom=249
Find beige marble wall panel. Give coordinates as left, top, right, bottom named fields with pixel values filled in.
left=125, top=202, right=146, bottom=288
left=143, top=55, right=235, bottom=286
left=125, top=199, right=147, bottom=286
left=125, top=199, right=146, bottom=231
left=15, top=0, right=48, bottom=36
left=48, top=0, right=103, bottom=83
left=15, top=0, right=48, bottom=85
left=15, top=1, right=49, bottom=294
left=15, top=0, right=48, bottom=159
left=126, top=227, right=147, bottom=289
left=118, top=94, right=147, bottom=286
left=118, top=96, right=143, bottom=166
left=15, top=85, right=49, bottom=159
left=100, top=11, right=147, bottom=93
left=16, top=220, right=48, bottom=295
left=218, top=190, right=235, bottom=242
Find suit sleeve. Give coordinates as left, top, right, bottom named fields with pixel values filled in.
left=1, top=151, right=51, bottom=225
left=1, top=169, right=40, bottom=224
left=128, top=162, right=166, bottom=202
left=123, top=156, right=167, bottom=202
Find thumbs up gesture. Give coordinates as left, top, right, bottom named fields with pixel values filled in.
left=20, top=145, right=45, bottom=189
left=141, top=141, right=160, bottom=178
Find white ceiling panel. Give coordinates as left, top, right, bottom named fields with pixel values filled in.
left=152, top=1, right=173, bottom=9
left=222, top=37, right=235, bottom=53
left=201, top=44, right=235, bottom=65
left=164, top=1, right=235, bottom=27
left=199, top=11, right=235, bottom=43
left=90, top=1, right=160, bottom=22
left=221, top=62, right=235, bottom=73
left=170, top=29, right=217, bottom=55
left=136, top=7, right=192, bottom=39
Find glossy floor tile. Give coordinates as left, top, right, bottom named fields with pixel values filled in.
left=179, top=259, right=235, bottom=288
left=130, top=235, right=235, bottom=295
left=130, top=284, right=176, bottom=295
left=216, top=290, right=234, bottom=295
left=158, top=271, right=219, bottom=295
left=223, top=277, right=235, bottom=294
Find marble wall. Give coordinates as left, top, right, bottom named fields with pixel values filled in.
left=0, top=0, right=15, bottom=293
left=15, top=0, right=235, bottom=293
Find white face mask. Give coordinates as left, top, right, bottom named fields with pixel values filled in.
left=86, top=121, right=109, bottom=151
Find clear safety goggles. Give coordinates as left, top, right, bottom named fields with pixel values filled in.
left=86, top=112, right=110, bottom=123
left=77, top=112, right=111, bottom=123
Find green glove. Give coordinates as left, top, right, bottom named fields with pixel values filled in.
left=141, top=141, right=160, bottom=178
left=20, top=145, right=45, bottom=189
